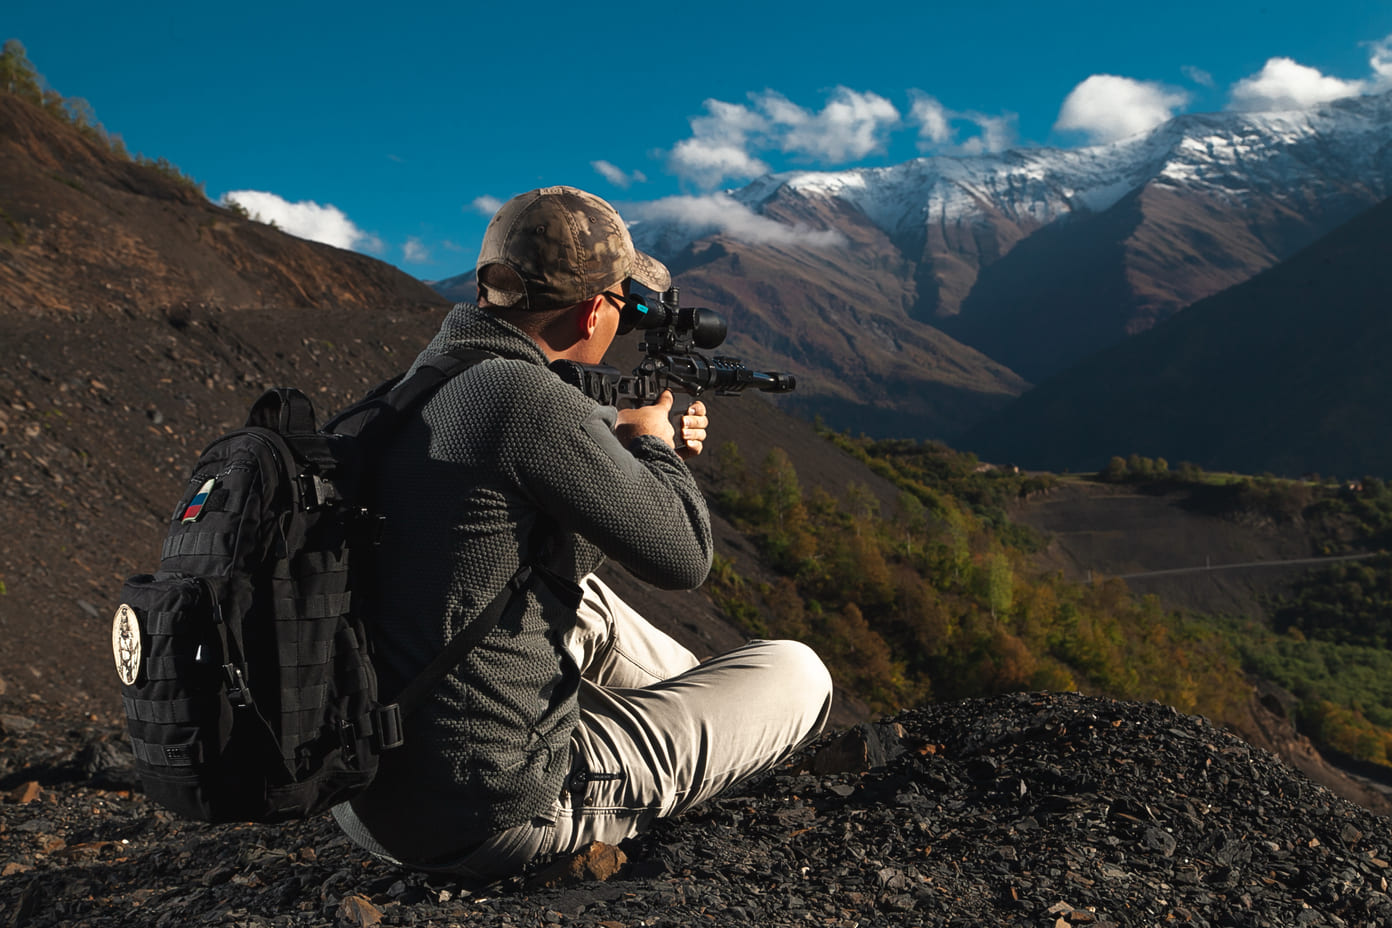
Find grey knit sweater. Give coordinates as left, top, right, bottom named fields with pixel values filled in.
left=345, top=304, right=712, bottom=864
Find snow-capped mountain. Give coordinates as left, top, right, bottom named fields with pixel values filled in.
left=643, top=90, right=1392, bottom=256
left=632, top=91, right=1392, bottom=392
left=765, top=93, right=1389, bottom=230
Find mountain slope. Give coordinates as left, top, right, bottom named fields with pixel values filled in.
left=0, top=93, right=443, bottom=316
left=655, top=186, right=1030, bottom=439
left=933, top=100, right=1392, bottom=378
left=956, top=194, right=1392, bottom=477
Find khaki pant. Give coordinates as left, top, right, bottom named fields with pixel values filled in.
left=337, top=574, right=832, bottom=879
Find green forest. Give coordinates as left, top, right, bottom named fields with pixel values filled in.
left=702, top=436, right=1392, bottom=770
left=1096, top=454, right=1392, bottom=764
left=702, top=435, right=1249, bottom=729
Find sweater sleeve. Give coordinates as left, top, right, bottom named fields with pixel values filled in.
left=503, top=367, right=713, bottom=590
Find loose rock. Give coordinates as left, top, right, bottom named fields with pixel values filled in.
left=3, top=692, right=1392, bottom=927
left=335, top=893, right=382, bottom=927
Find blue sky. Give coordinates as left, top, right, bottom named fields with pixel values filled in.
left=9, top=1, right=1392, bottom=282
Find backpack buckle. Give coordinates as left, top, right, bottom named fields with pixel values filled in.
left=338, top=720, right=359, bottom=765
left=366, top=511, right=386, bottom=546
left=223, top=663, right=254, bottom=707
left=371, top=703, right=404, bottom=751
left=297, top=472, right=336, bottom=511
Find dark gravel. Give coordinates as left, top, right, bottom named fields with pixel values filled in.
left=3, top=691, right=1391, bottom=927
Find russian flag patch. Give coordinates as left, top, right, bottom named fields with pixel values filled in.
left=181, top=478, right=216, bottom=523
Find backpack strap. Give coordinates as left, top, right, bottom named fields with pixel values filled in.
left=381, top=562, right=581, bottom=723
left=373, top=559, right=583, bottom=751
left=246, top=387, right=318, bottom=433
left=323, top=347, right=498, bottom=439
left=364, top=347, right=584, bottom=750
left=381, top=348, right=497, bottom=418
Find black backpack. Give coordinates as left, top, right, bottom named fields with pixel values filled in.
left=112, top=348, right=578, bottom=824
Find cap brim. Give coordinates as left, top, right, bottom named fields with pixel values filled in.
left=630, top=249, right=671, bottom=293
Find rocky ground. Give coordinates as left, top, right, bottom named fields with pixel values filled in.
left=3, top=691, right=1391, bottom=927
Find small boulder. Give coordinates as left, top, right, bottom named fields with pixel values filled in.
left=530, top=841, right=628, bottom=887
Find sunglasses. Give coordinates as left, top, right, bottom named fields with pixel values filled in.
left=602, top=289, right=653, bottom=335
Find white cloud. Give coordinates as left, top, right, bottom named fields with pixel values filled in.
left=753, top=87, right=900, bottom=162
left=909, top=93, right=952, bottom=146
left=1182, top=65, right=1214, bottom=88
left=959, top=112, right=1018, bottom=155
left=908, top=92, right=1017, bottom=154
left=667, top=88, right=899, bottom=188
left=630, top=193, right=846, bottom=249
left=1370, top=34, right=1392, bottom=84
left=220, top=190, right=382, bottom=252
left=668, top=139, right=769, bottom=189
left=403, top=237, right=429, bottom=263
left=592, top=160, right=648, bottom=188
left=1227, top=57, right=1367, bottom=111
left=668, top=98, right=771, bottom=188
left=1054, top=75, right=1190, bottom=144
left=1224, top=33, right=1392, bottom=111
left=470, top=195, right=504, bottom=215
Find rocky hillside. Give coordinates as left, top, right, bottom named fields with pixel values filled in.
left=3, top=691, right=1391, bottom=927
left=0, top=86, right=447, bottom=711
left=661, top=190, right=1029, bottom=440
left=0, top=94, right=441, bottom=317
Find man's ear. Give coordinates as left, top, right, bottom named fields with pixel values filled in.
left=576, top=294, right=605, bottom=341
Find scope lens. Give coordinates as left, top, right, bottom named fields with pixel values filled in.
left=690, top=309, right=727, bottom=349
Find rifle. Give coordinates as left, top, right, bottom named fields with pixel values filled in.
left=551, top=288, right=796, bottom=407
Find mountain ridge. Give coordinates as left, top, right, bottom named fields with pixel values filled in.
left=623, top=89, right=1392, bottom=391
left=427, top=94, right=1392, bottom=442
left=674, top=89, right=1392, bottom=256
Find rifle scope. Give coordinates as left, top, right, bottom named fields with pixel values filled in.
left=618, top=287, right=728, bottom=353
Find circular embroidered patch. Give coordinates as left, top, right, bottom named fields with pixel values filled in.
left=112, top=603, right=143, bottom=686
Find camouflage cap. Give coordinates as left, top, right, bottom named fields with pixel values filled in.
left=476, top=186, right=671, bottom=311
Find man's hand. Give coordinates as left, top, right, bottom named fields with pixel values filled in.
left=614, top=392, right=709, bottom=460
left=676, top=399, right=708, bottom=460
left=615, top=390, right=677, bottom=449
